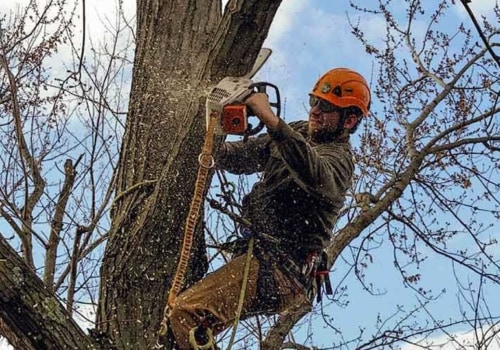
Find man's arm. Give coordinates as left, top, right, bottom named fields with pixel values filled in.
left=244, top=93, right=280, bottom=130
left=214, top=92, right=278, bottom=174
left=215, top=134, right=270, bottom=175
left=270, top=120, right=354, bottom=201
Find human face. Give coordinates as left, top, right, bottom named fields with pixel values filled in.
left=308, top=96, right=342, bottom=140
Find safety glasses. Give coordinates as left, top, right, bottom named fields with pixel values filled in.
left=309, top=96, right=339, bottom=113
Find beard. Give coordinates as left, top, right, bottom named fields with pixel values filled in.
left=308, top=125, right=343, bottom=144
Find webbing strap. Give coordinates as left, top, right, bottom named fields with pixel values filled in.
left=226, top=237, right=254, bottom=350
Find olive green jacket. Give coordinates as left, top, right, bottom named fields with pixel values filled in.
left=216, top=119, right=354, bottom=264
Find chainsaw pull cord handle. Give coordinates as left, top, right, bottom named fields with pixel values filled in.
left=157, top=110, right=218, bottom=345
left=243, top=82, right=281, bottom=140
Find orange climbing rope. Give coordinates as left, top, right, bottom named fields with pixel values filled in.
left=157, top=110, right=218, bottom=343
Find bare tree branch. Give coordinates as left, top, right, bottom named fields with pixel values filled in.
left=0, top=53, right=46, bottom=268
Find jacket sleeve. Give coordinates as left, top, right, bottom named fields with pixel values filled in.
left=215, top=133, right=271, bottom=175
left=268, top=119, right=354, bottom=200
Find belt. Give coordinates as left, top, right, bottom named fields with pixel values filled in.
left=223, top=229, right=333, bottom=303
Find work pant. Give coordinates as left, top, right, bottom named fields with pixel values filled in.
left=168, top=253, right=309, bottom=349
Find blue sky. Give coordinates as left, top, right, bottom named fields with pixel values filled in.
left=1, top=0, right=499, bottom=349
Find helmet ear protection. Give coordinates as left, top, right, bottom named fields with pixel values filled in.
left=310, top=68, right=371, bottom=117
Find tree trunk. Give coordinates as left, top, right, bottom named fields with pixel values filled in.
left=0, top=236, right=99, bottom=350
left=97, top=0, right=282, bottom=348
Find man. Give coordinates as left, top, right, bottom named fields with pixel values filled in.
left=168, top=68, right=371, bottom=349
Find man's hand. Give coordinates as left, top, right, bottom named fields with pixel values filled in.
left=244, top=93, right=280, bottom=130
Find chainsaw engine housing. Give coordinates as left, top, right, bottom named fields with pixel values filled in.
left=206, top=77, right=254, bottom=135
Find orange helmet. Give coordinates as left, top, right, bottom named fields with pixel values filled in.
left=310, top=68, right=371, bottom=116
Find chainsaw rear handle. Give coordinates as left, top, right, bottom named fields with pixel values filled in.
left=244, top=82, right=281, bottom=137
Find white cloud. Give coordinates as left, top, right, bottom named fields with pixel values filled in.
left=0, top=0, right=29, bottom=13
left=1, top=0, right=135, bottom=78
left=454, top=0, right=498, bottom=19
left=0, top=0, right=135, bottom=39
left=73, top=303, right=97, bottom=332
left=84, top=0, right=135, bottom=39
left=0, top=339, right=12, bottom=350
left=401, top=326, right=500, bottom=350
left=266, top=0, right=308, bottom=47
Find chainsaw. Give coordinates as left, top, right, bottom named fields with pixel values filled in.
left=205, top=48, right=281, bottom=137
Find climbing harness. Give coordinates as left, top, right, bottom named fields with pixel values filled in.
left=301, top=250, right=333, bottom=303
left=220, top=227, right=334, bottom=305
left=314, top=251, right=333, bottom=303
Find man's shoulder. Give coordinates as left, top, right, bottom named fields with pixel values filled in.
left=317, top=139, right=353, bottom=162
left=287, top=120, right=309, bottom=136
left=320, top=139, right=352, bottom=151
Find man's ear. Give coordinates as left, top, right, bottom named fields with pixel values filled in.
left=343, top=114, right=359, bottom=130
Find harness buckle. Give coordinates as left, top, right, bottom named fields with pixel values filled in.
left=310, top=250, right=333, bottom=303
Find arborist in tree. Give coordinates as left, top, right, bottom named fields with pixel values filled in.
left=168, top=68, right=371, bottom=350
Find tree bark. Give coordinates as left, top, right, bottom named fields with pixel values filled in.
left=0, top=235, right=99, bottom=350
left=97, top=0, right=282, bottom=348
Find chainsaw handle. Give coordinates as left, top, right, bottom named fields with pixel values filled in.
left=253, top=82, right=281, bottom=117
left=245, top=82, right=281, bottom=138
